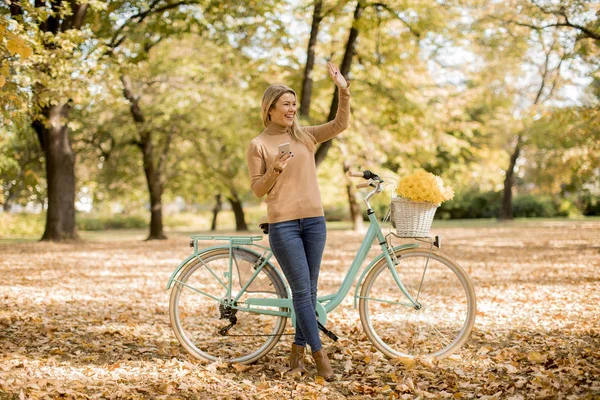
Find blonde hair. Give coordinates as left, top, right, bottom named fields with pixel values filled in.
left=261, top=84, right=316, bottom=152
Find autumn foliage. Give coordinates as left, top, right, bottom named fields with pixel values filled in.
left=1, top=221, right=599, bottom=398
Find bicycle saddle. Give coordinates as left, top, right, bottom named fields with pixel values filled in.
left=259, top=223, right=269, bottom=234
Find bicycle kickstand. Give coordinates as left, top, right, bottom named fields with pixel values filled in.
left=317, top=321, right=339, bottom=342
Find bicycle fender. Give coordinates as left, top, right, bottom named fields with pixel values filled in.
left=352, top=244, right=420, bottom=308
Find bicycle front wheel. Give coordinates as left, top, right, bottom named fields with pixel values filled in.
left=169, top=248, right=288, bottom=364
left=359, top=248, right=476, bottom=359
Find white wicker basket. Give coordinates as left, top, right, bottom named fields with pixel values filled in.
left=390, top=197, right=438, bottom=237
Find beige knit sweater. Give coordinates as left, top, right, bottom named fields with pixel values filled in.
left=246, top=87, right=351, bottom=223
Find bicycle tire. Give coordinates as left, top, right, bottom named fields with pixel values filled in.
left=359, top=248, right=476, bottom=359
left=169, top=248, right=288, bottom=364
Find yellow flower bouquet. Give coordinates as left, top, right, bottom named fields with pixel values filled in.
left=391, top=170, right=454, bottom=237
left=396, top=170, right=454, bottom=206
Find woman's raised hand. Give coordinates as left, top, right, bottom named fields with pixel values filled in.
left=327, top=62, right=348, bottom=89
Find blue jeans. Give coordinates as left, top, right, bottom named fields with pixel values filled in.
left=269, top=216, right=327, bottom=352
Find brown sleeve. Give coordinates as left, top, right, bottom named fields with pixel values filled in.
left=304, top=86, right=351, bottom=144
left=246, top=138, right=280, bottom=198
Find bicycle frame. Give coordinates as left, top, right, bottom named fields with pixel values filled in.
left=166, top=212, right=421, bottom=326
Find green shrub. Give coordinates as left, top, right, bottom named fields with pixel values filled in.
left=436, top=190, right=587, bottom=219
left=323, top=199, right=389, bottom=222
left=0, top=213, right=45, bottom=238
left=77, top=217, right=104, bottom=231
left=77, top=214, right=148, bottom=231
left=324, top=204, right=349, bottom=222
left=580, top=193, right=600, bottom=216
left=556, top=198, right=582, bottom=218
left=512, top=195, right=557, bottom=218
left=437, top=190, right=502, bottom=219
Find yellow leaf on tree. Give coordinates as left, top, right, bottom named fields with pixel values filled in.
left=0, top=76, right=5, bottom=89
left=0, top=63, right=9, bottom=76
left=18, top=45, right=33, bottom=59
left=6, top=39, right=20, bottom=56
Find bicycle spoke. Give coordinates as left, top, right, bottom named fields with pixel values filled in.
left=359, top=249, right=476, bottom=359
left=415, top=253, right=431, bottom=303
left=173, top=279, right=225, bottom=303
left=169, top=249, right=287, bottom=364
left=196, top=254, right=228, bottom=292
left=422, top=314, right=452, bottom=349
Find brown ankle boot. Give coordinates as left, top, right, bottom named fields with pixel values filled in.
left=289, top=343, right=306, bottom=372
left=312, top=349, right=334, bottom=380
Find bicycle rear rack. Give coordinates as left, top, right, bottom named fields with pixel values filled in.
left=188, top=235, right=264, bottom=252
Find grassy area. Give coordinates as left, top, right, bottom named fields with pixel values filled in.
left=2, top=211, right=599, bottom=243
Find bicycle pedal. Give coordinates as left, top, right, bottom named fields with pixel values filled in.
left=317, top=321, right=339, bottom=342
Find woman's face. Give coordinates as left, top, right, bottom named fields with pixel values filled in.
left=269, top=93, right=297, bottom=127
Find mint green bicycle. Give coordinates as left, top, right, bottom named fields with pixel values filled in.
left=166, top=170, right=476, bottom=364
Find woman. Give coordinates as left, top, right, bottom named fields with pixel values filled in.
left=246, top=62, right=350, bottom=380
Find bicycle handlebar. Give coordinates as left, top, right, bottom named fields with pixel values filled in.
left=348, top=170, right=381, bottom=181
left=349, top=169, right=385, bottom=211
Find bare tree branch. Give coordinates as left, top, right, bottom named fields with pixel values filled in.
left=373, top=2, right=421, bottom=38
left=490, top=15, right=600, bottom=41
left=108, top=0, right=200, bottom=50
left=546, top=54, right=565, bottom=100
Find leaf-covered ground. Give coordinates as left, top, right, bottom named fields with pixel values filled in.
left=1, top=220, right=599, bottom=399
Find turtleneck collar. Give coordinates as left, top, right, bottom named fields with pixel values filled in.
left=265, top=121, right=290, bottom=135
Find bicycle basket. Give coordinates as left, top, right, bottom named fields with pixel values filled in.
left=390, top=197, right=438, bottom=237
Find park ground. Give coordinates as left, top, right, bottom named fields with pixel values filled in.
left=1, top=219, right=599, bottom=399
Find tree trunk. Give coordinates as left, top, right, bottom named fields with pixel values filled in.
left=121, top=75, right=167, bottom=240
left=227, top=190, right=247, bottom=231
left=12, top=1, right=89, bottom=242
left=338, top=141, right=363, bottom=230
left=144, top=148, right=166, bottom=240
left=500, top=135, right=522, bottom=221
left=211, top=194, right=222, bottom=231
left=32, top=105, right=79, bottom=241
left=345, top=175, right=364, bottom=231
left=3, top=178, right=20, bottom=213
left=314, top=0, right=364, bottom=168
left=3, top=191, right=16, bottom=213
left=299, top=0, right=323, bottom=119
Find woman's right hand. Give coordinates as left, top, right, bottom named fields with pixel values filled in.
left=273, top=151, right=292, bottom=172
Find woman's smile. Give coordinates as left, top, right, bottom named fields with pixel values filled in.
left=269, top=93, right=297, bottom=126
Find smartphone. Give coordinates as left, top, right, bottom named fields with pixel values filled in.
left=278, top=142, right=291, bottom=155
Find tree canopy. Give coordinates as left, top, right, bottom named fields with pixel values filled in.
left=1, top=0, right=599, bottom=239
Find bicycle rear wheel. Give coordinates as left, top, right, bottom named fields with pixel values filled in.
left=359, top=248, right=476, bottom=359
left=169, top=248, right=288, bottom=364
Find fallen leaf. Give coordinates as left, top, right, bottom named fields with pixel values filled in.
left=528, top=352, right=544, bottom=363
left=232, top=363, right=252, bottom=372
